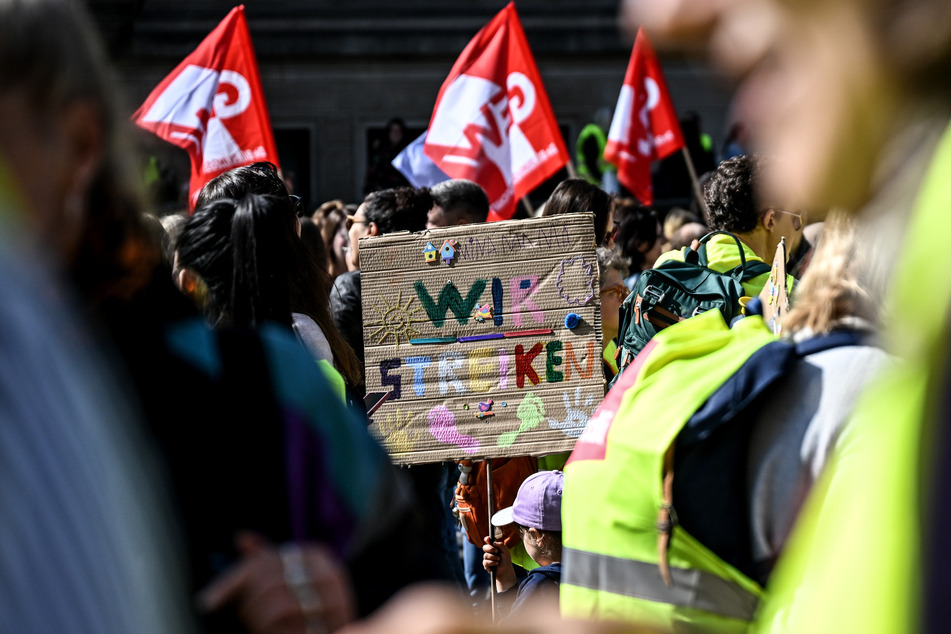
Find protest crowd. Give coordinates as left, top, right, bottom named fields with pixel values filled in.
left=2, top=0, right=950, bottom=632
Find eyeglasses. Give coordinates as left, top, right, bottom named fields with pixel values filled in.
left=289, top=195, right=304, bottom=218
left=609, top=223, right=620, bottom=244
left=775, top=209, right=803, bottom=232
left=600, top=283, right=630, bottom=303
left=347, top=215, right=368, bottom=231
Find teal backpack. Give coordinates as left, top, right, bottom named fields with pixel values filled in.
left=613, top=231, right=771, bottom=384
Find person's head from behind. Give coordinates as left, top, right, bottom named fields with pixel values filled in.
left=542, top=178, right=615, bottom=246
left=491, top=470, right=564, bottom=565
left=175, top=193, right=301, bottom=329
left=704, top=154, right=801, bottom=261
left=614, top=199, right=664, bottom=272
left=0, top=0, right=156, bottom=297
left=663, top=206, right=703, bottom=243
left=597, top=247, right=631, bottom=347
left=195, top=160, right=314, bottom=251
left=347, top=186, right=432, bottom=270
left=195, top=161, right=291, bottom=209
left=668, top=221, right=710, bottom=252
left=179, top=192, right=363, bottom=387
left=427, top=179, right=490, bottom=228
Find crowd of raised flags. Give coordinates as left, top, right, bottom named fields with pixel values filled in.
left=133, top=2, right=688, bottom=217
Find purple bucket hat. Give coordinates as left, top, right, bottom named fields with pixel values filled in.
left=491, top=470, right=564, bottom=532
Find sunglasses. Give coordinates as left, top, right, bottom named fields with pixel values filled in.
left=601, top=283, right=630, bottom=303
left=775, top=209, right=803, bottom=232
left=347, top=215, right=368, bottom=231
left=289, top=194, right=304, bottom=218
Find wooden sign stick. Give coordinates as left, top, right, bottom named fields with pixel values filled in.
left=486, top=456, right=498, bottom=623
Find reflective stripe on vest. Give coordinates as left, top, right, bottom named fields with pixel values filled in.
left=564, top=548, right=760, bottom=621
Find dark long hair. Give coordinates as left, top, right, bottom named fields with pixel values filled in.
left=615, top=199, right=660, bottom=272
left=177, top=193, right=362, bottom=387
left=542, top=178, right=615, bottom=245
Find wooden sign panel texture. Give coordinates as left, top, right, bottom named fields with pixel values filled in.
left=359, top=214, right=604, bottom=465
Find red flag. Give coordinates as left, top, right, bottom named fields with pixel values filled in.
left=132, top=5, right=279, bottom=210
left=424, top=2, right=569, bottom=221
left=605, top=28, right=684, bottom=205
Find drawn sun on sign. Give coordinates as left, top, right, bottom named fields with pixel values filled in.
left=367, top=290, right=425, bottom=347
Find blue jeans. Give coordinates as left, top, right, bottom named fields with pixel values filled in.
left=462, top=534, right=490, bottom=600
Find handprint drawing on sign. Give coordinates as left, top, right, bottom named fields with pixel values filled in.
left=547, top=387, right=596, bottom=438
left=497, top=392, right=546, bottom=448
left=376, top=407, right=422, bottom=455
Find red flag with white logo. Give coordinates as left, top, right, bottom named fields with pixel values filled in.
left=424, top=2, right=569, bottom=221
left=132, top=5, right=279, bottom=210
left=605, top=28, right=684, bottom=205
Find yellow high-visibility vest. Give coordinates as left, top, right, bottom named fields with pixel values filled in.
left=562, top=311, right=775, bottom=632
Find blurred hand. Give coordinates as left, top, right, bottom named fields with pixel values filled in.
left=198, top=532, right=356, bottom=634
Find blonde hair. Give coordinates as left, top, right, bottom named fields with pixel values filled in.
left=781, top=209, right=880, bottom=335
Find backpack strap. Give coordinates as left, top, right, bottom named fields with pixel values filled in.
left=692, top=231, right=771, bottom=284
left=657, top=445, right=677, bottom=587
left=728, top=260, right=772, bottom=283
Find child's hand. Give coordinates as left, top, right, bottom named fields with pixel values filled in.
left=482, top=536, right=516, bottom=592
left=482, top=537, right=509, bottom=571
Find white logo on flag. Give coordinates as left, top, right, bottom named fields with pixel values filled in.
left=636, top=77, right=660, bottom=156
left=140, top=65, right=260, bottom=172
left=428, top=72, right=540, bottom=186
left=608, top=77, right=675, bottom=162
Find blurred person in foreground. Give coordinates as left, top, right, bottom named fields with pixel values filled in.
left=0, top=1, right=435, bottom=633
left=0, top=0, right=196, bottom=631
left=623, top=0, right=951, bottom=630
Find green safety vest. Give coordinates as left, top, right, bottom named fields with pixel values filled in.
left=561, top=310, right=776, bottom=632
left=750, top=120, right=951, bottom=633
left=602, top=338, right=619, bottom=376
left=576, top=123, right=615, bottom=184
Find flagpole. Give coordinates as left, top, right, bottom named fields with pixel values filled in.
left=681, top=146, right=708, bottom=216
left=521, top=197, right=536, bottom=217
left=565, top=160, right=577, bottom=179
left=487, top=458, right=498, bottom=624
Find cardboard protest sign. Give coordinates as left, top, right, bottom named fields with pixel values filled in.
left=359, top=214, right=604, bottom=465
left=758, top=237, right=790, bottom=334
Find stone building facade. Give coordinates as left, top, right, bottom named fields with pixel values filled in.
left=87, top=0, right=734, bottom=214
